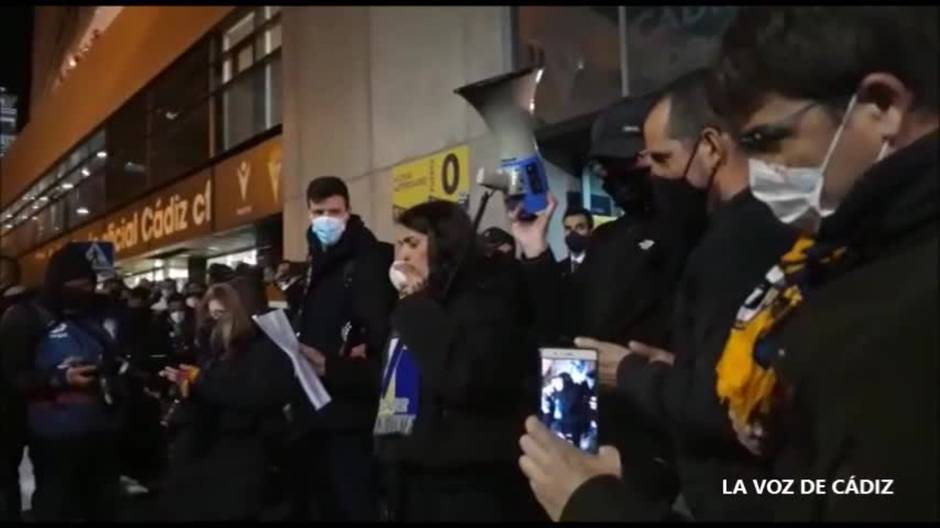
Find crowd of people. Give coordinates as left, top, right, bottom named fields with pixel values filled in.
left=0, top=6, right=937, bottom=523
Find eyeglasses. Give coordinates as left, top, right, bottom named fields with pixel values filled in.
left=737, top=102, right=820, bottom=153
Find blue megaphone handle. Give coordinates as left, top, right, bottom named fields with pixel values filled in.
left=501, top=154, right=549, bottom=216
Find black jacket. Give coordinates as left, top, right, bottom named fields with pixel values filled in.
left=616, top=190, right=797, bottom=520
left=162, top=331, right=295, bottom=521
left=0, top=288, right=37, bottom=442
left=377, top=255, right=539, bottom=470
left=561, top=132, right=939, bottom=523
left=768, top=132, right=938, bottom=521
left=295, top=215, right=396, bottom=432
left=521, top=212, right=699, bottom=504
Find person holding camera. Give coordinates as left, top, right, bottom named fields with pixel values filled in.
left=374, top=200, right=543, bottom=522
left=0, top=243, right=122, bottom=521
left=158, top=278, right=294, bottom=521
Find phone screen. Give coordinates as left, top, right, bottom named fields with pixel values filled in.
left=538, top=348, right=599, bottom=454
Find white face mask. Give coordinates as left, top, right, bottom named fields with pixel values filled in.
left=185, top=296, right=199, bottom=309
left=748, top=94, right=889, bottom=233
left=388, top=261, right=409, bottom=292
left=170, top=311, right=185, bottom=324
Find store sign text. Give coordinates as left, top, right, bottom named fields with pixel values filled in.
left=98, top=178, right=212, bottom=256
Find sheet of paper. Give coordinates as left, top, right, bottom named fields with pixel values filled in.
left=253, top=309, right=331, bottom=410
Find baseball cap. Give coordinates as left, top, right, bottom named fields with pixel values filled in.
left=587, top=93, right=659, bottom=161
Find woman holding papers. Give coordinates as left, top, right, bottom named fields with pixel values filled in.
left=158, top=278, right=294, bottom=521
left=374, top=201, right=544, bottom=522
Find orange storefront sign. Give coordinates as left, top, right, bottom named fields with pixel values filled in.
left=213, top=135, right=283, bottom=232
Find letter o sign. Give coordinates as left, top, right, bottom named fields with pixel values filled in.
left=442, top=153, right=460, bottom=196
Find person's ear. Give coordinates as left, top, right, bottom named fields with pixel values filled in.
left=858, top=72, right=911, bottom=142
left=692, top=127, right=725, bottom=187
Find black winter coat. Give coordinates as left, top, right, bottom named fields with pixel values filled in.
left=561, top=132, right=939, bottom=523
left=768, top=131, right=938, bottom=521
left=161, top=331, right=295, bottom=521
left=295, top=215, right=396, bottom=433
left=377, top=255, right=539, bottom=470
left=615, top=190, right=797, bottom=520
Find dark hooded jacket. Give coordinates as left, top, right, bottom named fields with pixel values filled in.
left=0, top=244, right=119, bottom=438
left=293, top=215, right=396, bottom=432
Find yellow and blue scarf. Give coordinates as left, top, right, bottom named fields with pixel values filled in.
left=715, top=235, right=847, bottom=427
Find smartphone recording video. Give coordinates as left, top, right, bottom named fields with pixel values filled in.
left=538, top=348, right=599, bottom=454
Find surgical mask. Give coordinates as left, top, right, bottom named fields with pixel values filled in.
left=185, top=296, right=200, bottom=309
left=170, top=311, right=186, bottom=324
left=565, top=232, right=588, bottom=256
left=748, top=94, right=889, bottom=233
left=388, top=261, right=409, bottom=292
left=311, top=216, right=346, bottom=248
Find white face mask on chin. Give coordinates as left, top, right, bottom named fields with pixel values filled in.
left=748, top=94, right=889, bottom=233
left=388, top=261, right=409, bottom=292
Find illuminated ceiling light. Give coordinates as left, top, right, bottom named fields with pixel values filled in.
left=4, top=213, right=12, bottom=219
left=96, top=150, right=108, bottom=159
left=61, top=182, right=75, bottom=190
left=68, top=56, right=78, bottom=68
left=165, top=110, right=178, bottom=120
left=4, top=224, right=11, bottom=229
left=31, top=216, right=39, bottom=221
left=32, top=203, right=40, bottom=210
left=81, top=167, right=91, bottom=177
left=39, top=196, right=49, bottom=202
left=76, top=207, right=90, bottom=216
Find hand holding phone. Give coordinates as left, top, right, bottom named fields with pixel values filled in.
left=538, top=347, right=599, bottom=454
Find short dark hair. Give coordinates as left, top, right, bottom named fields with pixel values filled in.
left=397, top=200, right=482, bottom=299
left=207, top=263, right=235, bottom=285
left=128, top=287, right=150, bottom=302
left=653, top=68, right=728, bottom=143
left=306, top=176, right=350, bottom=208
left=167, top=293, right=186, bottom=305
left=709, top=7, right=939, bottom=128
left=563, top=206, right=594, bottom=230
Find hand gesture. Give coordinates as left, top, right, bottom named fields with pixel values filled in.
left=299, top=343, right=327, bottom=376
left=574, top=337, right=631, bottom=388
left=518, top=416, right=622, bottom=521
left=509, top=193, right=557, bottom=259
left=392, top=262, right=427, bottom=299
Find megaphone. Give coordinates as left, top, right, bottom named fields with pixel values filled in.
left=455, top=67, right=548, bottom=218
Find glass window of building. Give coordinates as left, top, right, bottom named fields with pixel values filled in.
left=215, top=6, right=282, bottom=153
left=105, top=92, right=150, bottom=208
left=149, top=42, right=212, bottom=186
left=624, top=6, right=737, bottom=95
left=208, top=248, right=257, bottom=268
left=67, top=170, right=106, bottom=229
left=516, top=6, right=624, bottom=127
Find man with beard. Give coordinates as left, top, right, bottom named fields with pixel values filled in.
left=0, top=243, right=122, bottom=521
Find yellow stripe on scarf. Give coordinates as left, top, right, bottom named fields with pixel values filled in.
left=715, top=236, right=814, bottom=427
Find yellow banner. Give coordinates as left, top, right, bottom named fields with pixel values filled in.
left=392, top=145, right=470, bottom=218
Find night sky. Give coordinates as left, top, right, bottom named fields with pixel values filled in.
left=0, top=6, right=34, bottom=130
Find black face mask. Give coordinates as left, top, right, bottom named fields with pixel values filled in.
left=598, top=165, right=654, bottom=214
left=565, top=232, right=589, bottom=255
left=649, top=139, right=712, bottom=240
